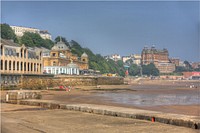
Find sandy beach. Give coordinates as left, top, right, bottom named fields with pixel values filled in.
left=32, top=80, right=200, bottom=116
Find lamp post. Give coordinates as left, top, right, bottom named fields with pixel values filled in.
left=140, top=65, right=143, bottom=77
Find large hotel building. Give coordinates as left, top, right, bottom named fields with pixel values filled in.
left=141, top=46, right=175, bottom=73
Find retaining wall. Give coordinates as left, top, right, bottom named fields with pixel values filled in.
left=18, top=76, right=124, bottom=89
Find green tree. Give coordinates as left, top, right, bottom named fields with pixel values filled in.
left=125, top=59, right=133, bottom=65
left=129, top=64, right=140, bottom=76
left=184, top=61, right=193, bottom=71
left=175, top=66, right=187, bottom=72
left=21, top=32, right=54, bottom=49
left=21, top=34, right=34, bottom=47
left=1, top=23, right=18, bottom=43
left=142, top=63, right=159, bottom=76
left=70, top=40, right=84, bottom=57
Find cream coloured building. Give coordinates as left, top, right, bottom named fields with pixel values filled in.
left=42, top=39, right=89, bottom=75
left=0, top=39, right=43, bottom=85
left=11, top=25, right=52, bottom=40
left=132, top=54, right=141, bottom=65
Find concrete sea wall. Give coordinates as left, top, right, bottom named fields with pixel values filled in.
left=18, top=76, right=124, bottom=89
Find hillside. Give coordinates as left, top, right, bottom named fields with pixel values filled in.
left=1, top=23, right=126, bottom=76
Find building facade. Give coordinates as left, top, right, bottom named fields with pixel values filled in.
left=122, top=56, right=131, bottom=63
left=43, top=40, right=88, bottom=75
left=0, top=39, right=43, bottom=85
left=132, top=54, right=141, bottom=66
left=141, top=46, right=175, bottom=73
left=156, top=62, right=175, bottom=73
left=169, top=58, right=180, bottom=66
left=183, top=72, right=200, bottom=79
left=11, top=25, right=52, bottom=40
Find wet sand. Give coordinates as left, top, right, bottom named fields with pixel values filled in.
left=40, top=80, right=200, bottom=116
left=1, top=80, right=200, bottom=116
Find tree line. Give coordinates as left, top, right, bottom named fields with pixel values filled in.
left=2, top=23, right=198, bottom=76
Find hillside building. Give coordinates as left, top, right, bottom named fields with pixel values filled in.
left=132, top=54, right=141, bottom=65
left=11, top=25, right=52, bottom=40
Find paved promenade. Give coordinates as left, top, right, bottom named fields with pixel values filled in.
left=1, top=103, right=199, bottom=133
left=7, top=99, right=200, bottom=130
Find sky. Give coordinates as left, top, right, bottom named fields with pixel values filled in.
left=1, top=1, right=200, bottom=62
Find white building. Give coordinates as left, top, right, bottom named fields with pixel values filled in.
left=11, top=25, right=52, bottom=40
left=105, top=54, right=121, bottom=61
left=122, top=56, right=131, bottom=63
left=43, top=62, right=79, bottom=75
left=39, top=30, right=52, bottom=40
left=132, top=54, right=141, bottom=66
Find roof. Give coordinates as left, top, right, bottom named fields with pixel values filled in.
left=51, top=40, right=70, bottom=51
left=1, top=39, right=20, bottom=47
left=81, top=52, right=88, bottom=58
left=39, top=30, right=51, bottom=35
left=142, top=47, right=168, bottom=54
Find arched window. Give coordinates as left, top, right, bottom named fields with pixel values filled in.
left=17, top=61, right=19, bottom=71
left=24, top=49, right=26, bottom=58
left=31, top=63, right=33, bottom=71
left=28, top=63, right=30, bottom=71
left=37, top=63, right=39, bottom=72
left=9, top=61, right=12, bottom=70
left=5, top=60, right=7, bottom=70
left=21, top=49, right=23, bottom=58
left=40, top=64, right=42, bottom=72
left=21, top=62, right=23, bottom=71
left=1, top=60, right=3, bottom=70
left=24, top=62, right=26, bottom=71
left=13, top=61, right=15, bottom=70
left=34, top=63, right=36, bottom=71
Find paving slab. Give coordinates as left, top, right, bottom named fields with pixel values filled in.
left=11, top=99, right=200, bottom=130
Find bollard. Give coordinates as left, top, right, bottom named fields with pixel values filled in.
left=6, top=93, right=9, bottom=102
left=152, top=117, right=155, bottom=122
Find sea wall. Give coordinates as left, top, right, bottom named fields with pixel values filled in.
left=17, top=75, right=124, bottom=89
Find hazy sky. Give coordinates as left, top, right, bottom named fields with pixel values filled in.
left=1, top=1, right=200, bottom=62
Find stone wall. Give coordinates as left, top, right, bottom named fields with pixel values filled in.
left=97, top=77, right=124, bottom=85
left=16, top=76, right=124, bottom=90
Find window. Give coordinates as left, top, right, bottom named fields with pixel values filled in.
left=52, top=53, right=56, bottom=56
left=24, top=50, right=26, bottom=58
left=0, top=45, right=3, bottom=55
left=53, top=61, right=56, bottom=66
left=1, top=60, right=3, bottom=70
left=17, top=62, right=19, bottom=71
left=21, top=62, right=23, bottom=71
left=21, top=49, right=23, bottom=57
left=13, top=61, right=15, bottom=70
left=5, top=48, right=8, bottom=56
left=24, top=62, right=26, bottom=71
left=9, top=61, right=11, bottom=70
